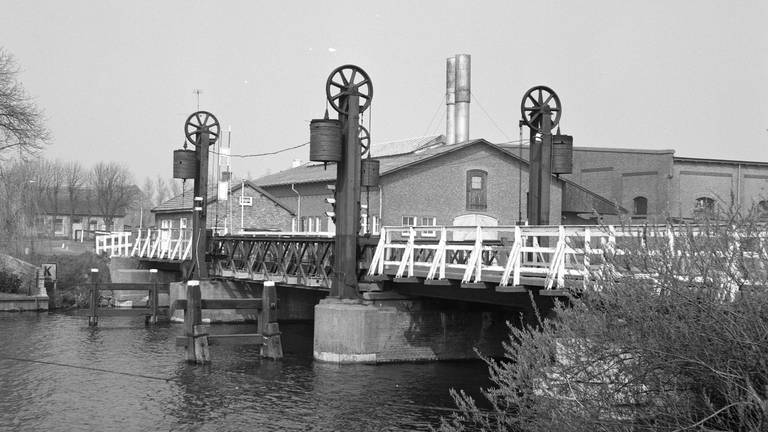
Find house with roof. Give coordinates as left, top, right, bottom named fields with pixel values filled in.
left=38, top=190, right=128, bottom=240
left=151, top=180, right=295, bottom=234
left=253, top=135, right=621, bottom=236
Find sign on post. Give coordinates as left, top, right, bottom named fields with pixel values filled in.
left=42, top=263, right=57, bottom=281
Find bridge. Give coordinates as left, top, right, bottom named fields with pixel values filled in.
left=95, top=224, right=682, bottom=295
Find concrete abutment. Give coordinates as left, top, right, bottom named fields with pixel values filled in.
left=313, top=294, right=514, bottom=363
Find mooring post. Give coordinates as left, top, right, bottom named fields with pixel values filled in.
left=88, top=268, right=99, bottom=326
left=185, top=280, right=210, bottom=364
left=148, top=268, right=159, bottom=325
left=259, top=281, right=283, bottom=359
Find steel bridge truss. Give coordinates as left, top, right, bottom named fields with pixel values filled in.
left=208, top=234, right=337, bottom=288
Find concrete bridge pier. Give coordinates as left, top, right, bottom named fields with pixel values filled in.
left=313, top=292, right=516, bottom=363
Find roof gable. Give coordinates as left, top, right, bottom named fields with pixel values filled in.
left=152, top=180, right=295, bottom=215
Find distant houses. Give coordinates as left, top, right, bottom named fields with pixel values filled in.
left=38, top=188, right=130, bottom=240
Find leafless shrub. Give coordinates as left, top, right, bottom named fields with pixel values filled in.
left=438, top=207, right=768, bottom=431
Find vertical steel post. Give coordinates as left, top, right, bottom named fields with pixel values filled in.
left=540, top=109, right=552, bottom=226
left=527, top=107, right=553, bottom=226
left=528, top=128, right=540, bottom=225
left=149, top=268, right=158, bottom=324
left=332, top=94, right=361, bottom=300
left=191, top=131, right=210, bottom=279
left=88, top=268, right=99, bottom=326
left=259, top=281, right=283, bottom=359
left=185, top=280, right=209, bottom=363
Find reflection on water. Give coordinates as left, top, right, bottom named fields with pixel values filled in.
left=0, top=313, right=490, bottom=431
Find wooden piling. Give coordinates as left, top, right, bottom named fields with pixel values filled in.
left=88, top=269, right=99, bottom=326
left=259, top=281, right=283, bottom=359
left=184, top=280, right=210, bottom=363
left=148, top=269, right=159, bottom=325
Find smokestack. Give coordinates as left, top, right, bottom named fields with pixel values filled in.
left=454, top=54, right=471, bottom=143
left=446, top=56, right=456, bottom=145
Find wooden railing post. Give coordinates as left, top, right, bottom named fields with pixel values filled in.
left=184, top=280, right=210, bottom=364
left=147, top=269, right=159, bottom=325
left=259, top=281, right=283, bottom=359
left=88, top=268, right=99, bottom=326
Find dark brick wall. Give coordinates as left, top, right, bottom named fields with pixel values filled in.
left=562, top=148, right=674, bottom=223
left=380, top=144, right=562, bottom=227
left=672, top=161, right=768, bottom=219
left=153, top=184, right=293, bottom=232
left=562, top=147, right=768, bottom=221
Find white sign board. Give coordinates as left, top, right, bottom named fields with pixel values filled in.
left=239, top=196, right=253, bottom=206
left=42, top=263, right=57, bottom=281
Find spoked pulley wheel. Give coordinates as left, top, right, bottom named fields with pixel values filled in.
left=520, top=86, right=561, bottom=132
left=185, top=111, right=220, bottom=146
left=359, top=125, right=370, bottom=157
left=326, top=65, right=373, bottom=115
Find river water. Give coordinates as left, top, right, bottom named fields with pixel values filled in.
left=0, top=313, right=491, bottom=431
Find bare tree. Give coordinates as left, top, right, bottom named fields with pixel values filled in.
left=0, top=161, right=42, bottom=252
left=29, top=160, right=52, bottom=231
left=89, top=162, right=138, bottom=231
left=137, top=176, right=155, bottom=228
left=168, top=177, right=182, bottom=198
left=44, top=160, right=65, bottom=235
left=64, top=160, right=85, bottom=238
left=155, top=175, right=169, bottom=206
left=0, top=48, right=50, bottom=158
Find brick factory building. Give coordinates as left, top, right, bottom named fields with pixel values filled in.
left=251, top=136, right=768, bottom=233
left=253, top=136, right=620, bottom=235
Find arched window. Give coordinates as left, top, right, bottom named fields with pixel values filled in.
left=466, top=170, right=488, bottom=211
left=695, top=197, right=715, bottom=217
left=759, top=200, right=768, bottom=216
left=633, top=196, right=648, bottom=216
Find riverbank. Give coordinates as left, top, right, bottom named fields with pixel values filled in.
left=0, top=292, right=48, bottom=311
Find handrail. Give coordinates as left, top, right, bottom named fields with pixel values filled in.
left=367, top=224, right=768, bottom=290
left=94, top=224, right=767, bottom=291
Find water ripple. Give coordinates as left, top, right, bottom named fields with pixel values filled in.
left=0, top=314, right=489, bottom=431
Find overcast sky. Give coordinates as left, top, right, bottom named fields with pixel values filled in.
left=1, top=0, right=766, bottom=183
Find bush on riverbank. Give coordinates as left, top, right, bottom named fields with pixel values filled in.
left=437, top=209, right=768, bottom=431
left=0, top=269, right=22, bottom=293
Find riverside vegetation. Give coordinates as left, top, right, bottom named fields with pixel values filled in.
left=438, top=207, right=768, bottom=431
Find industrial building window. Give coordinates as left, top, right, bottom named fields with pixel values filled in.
left=302, top=216, right=322, bottom=232
left=695, top=197, right=715, bottom=211
left=759, top=200, right=768, bottom=217
left=372, top=215, right=380, bottom=235
left=402, top=216, right=417, bottom=235
left=633, top=196, right=648, bottom=216
left=420, top=217, right=437, bottom=237
left=466, top=170, right=487, bottom=211
left=360, top=213, right=369, bottom=235
left=54, top=218, right=64, bottom=234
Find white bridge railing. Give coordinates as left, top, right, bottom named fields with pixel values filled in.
left=95, top=229, right=192, bottom=260
left=366, top=224, right=767, bottom=290
left=367, top=225, right=625, bottom=290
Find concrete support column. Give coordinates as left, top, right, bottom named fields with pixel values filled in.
left=313, top=293, right=508, bottom=363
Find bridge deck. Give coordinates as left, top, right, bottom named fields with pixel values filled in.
left=95, top=224, right=767, bottom=301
